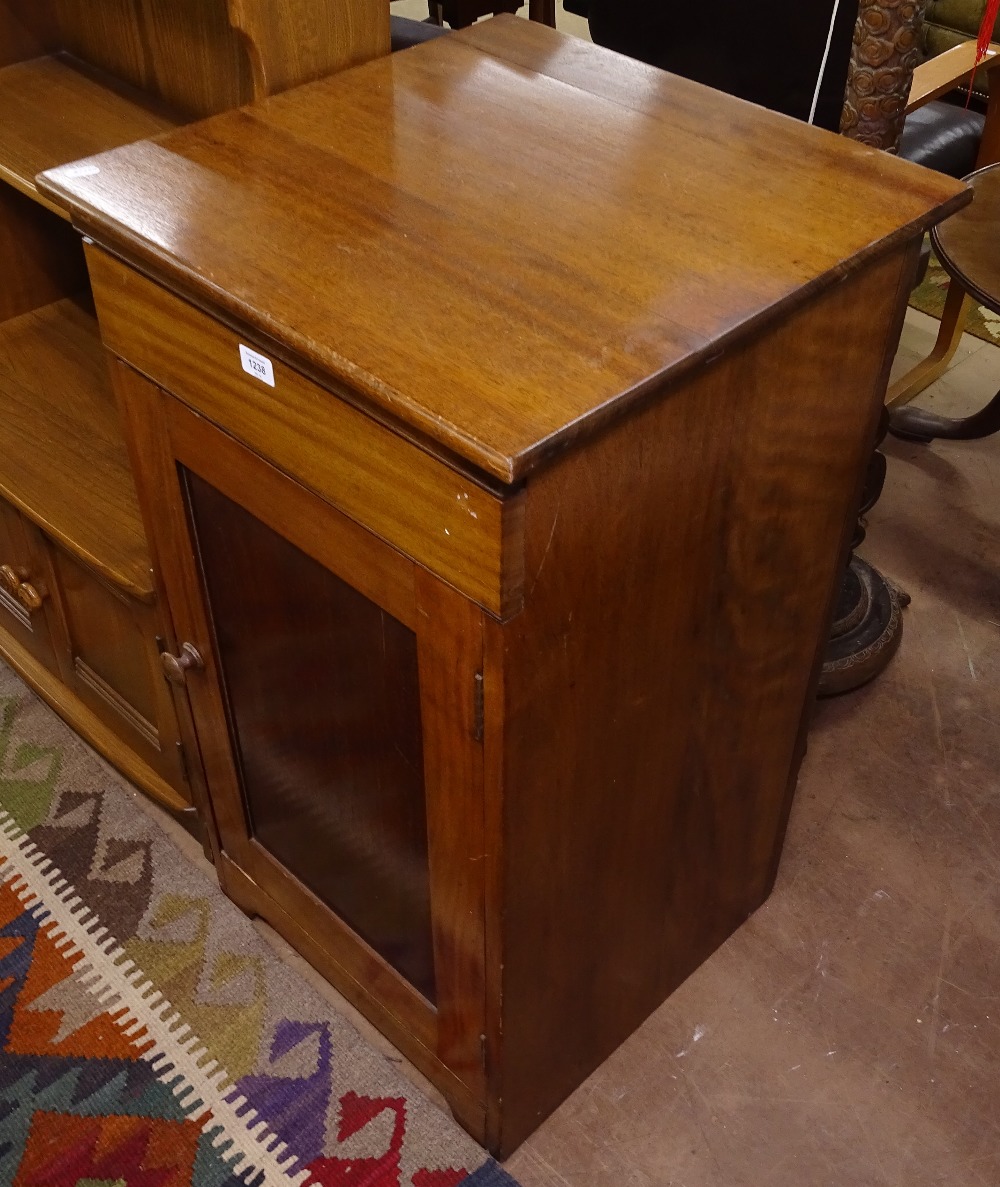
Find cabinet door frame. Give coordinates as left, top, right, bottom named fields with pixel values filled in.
left=112, top=360, right=488, bottom=1097
left=0, top=499, right=62, bottom=673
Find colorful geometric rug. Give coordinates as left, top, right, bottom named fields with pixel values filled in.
left=909, top=250, right=1000, bottom=345
left=0, top=660, right=519, bottom=1187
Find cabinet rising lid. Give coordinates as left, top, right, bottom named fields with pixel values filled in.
left=40, top=17, right=967, bottom=485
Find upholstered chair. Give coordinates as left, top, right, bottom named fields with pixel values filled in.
left=924, top=0, right=1000, bottom=98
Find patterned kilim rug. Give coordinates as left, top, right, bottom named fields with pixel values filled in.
left=0, top=659, right=519, bottom=1187
left=909, top=250, right=1000, bottom=345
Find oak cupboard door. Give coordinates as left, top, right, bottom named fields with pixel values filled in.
left=0, top=498, right=60, bottom=673
left=44, top=545, right=191, bottom=799
left=112, top=361, right=489, bottom=1099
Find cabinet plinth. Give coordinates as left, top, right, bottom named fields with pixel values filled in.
left=44, top=17, right=969, bottom=1157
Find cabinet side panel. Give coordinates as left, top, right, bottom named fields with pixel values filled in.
left=495, top=249, right=912, bottom=1153
left=0, top=2, right=55, bottom=67
left=50, top=0, right=252, bottom=117
left=227, top=0, right=391, bottom=99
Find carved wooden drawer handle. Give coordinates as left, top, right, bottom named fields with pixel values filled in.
left=160, top=642, right=205, bottom=685
left=0, top=565, right=25, bottom=595
left=1, top=565, right=46, bottom=613
left=15, top=582, right=45, bottom=612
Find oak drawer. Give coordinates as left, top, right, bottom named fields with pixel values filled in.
left=87, top=247, right=524, bottom=618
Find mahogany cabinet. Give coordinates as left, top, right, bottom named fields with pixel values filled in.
left=0, top=0, right=388, bottom=828
left=41, top=17, right=968, bottom=1156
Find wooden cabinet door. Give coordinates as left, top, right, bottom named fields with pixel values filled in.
left=44, top=544, right=190, bottom=801
left=114, top=361, right=488, bottom=1101
left=0, top=498, right=60, bottom=672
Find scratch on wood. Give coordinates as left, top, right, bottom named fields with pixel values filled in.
left=528, top=505, right=560, bottom=599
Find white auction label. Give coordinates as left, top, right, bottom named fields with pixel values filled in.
left=239, top=344, right=275, bottom=387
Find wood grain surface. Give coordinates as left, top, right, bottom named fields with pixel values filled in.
left=0, top=54, right=180, bottom=216
left=87, top=247, right=523, bottom=618
left=0, top=0, right=389, bottom=122
left=42, top=17, right=969, bottom=483
left=0, top=3, right=52, bottom=69
left=0, top=181, right=87, bottom=318
left=0, top=298, right=152, bottom=598
left=228, top=0, right=389, bottom=99
left=906, top=41, right=1000, bottom=113
left=0, top=500, right=60, bottom=673
left=489, top=247, right=915, bottom=1154
left=932, top=162, right=1000, bottom=315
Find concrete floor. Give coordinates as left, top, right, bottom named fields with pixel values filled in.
left=145, top=9, right=1000, bottom=1177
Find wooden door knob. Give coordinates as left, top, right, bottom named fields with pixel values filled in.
left=0, top=565, right=25, bottom=595
left=160, top=642, right=204, bottom=685
left=15, top=582, right=45, bottom=612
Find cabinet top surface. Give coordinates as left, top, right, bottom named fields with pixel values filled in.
left=40, top=17, right=967, bottom=484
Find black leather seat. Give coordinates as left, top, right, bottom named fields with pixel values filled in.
left=390, top=14, right=451, bottom=50
left=899, top=99, right=985, bottom=177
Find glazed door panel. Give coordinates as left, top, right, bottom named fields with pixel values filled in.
left=113, top=361, right=488, bottom=1092
left=184, top=471, right=437, bottom=999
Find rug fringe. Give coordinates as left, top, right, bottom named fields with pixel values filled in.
left=0, top=809, right=310, bottom=1187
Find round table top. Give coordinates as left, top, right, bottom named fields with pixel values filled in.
left=932, top=161, right=1000, bottom=316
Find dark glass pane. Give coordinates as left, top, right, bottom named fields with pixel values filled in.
left=184, top=470, right=435, bottom=1001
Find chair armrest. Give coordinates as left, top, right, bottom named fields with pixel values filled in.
left=907, top=41, right=1000, bottom=114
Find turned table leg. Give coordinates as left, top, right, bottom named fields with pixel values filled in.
left=529, top=0, right=557, bottom=24
left=433, top=0, right=521, bottom=25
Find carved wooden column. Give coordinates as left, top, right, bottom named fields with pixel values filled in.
left=819, top=0, right=929, bottom=695
left=841, top=0, right=929, bottom=152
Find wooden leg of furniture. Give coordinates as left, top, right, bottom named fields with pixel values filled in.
left=889, top=384, right=1000, bottom=442
left=819, top=414, right=909, bottom=696
left=885, top=280, right=971, bottom=408
left=438, top=0, right=520, bottom=25
left=528, top=0, right=557, bottom=25
left=975, top=71, right=1000, bottom=168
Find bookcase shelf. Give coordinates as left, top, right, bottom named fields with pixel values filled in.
left=0, top=0, right=390, bottom=831
left=0, top=54, right=180, bottom=217
left=0, top=296, right=153, bottom=599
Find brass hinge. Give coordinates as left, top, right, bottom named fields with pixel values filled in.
left=473, top=671, right=484, bottom=743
